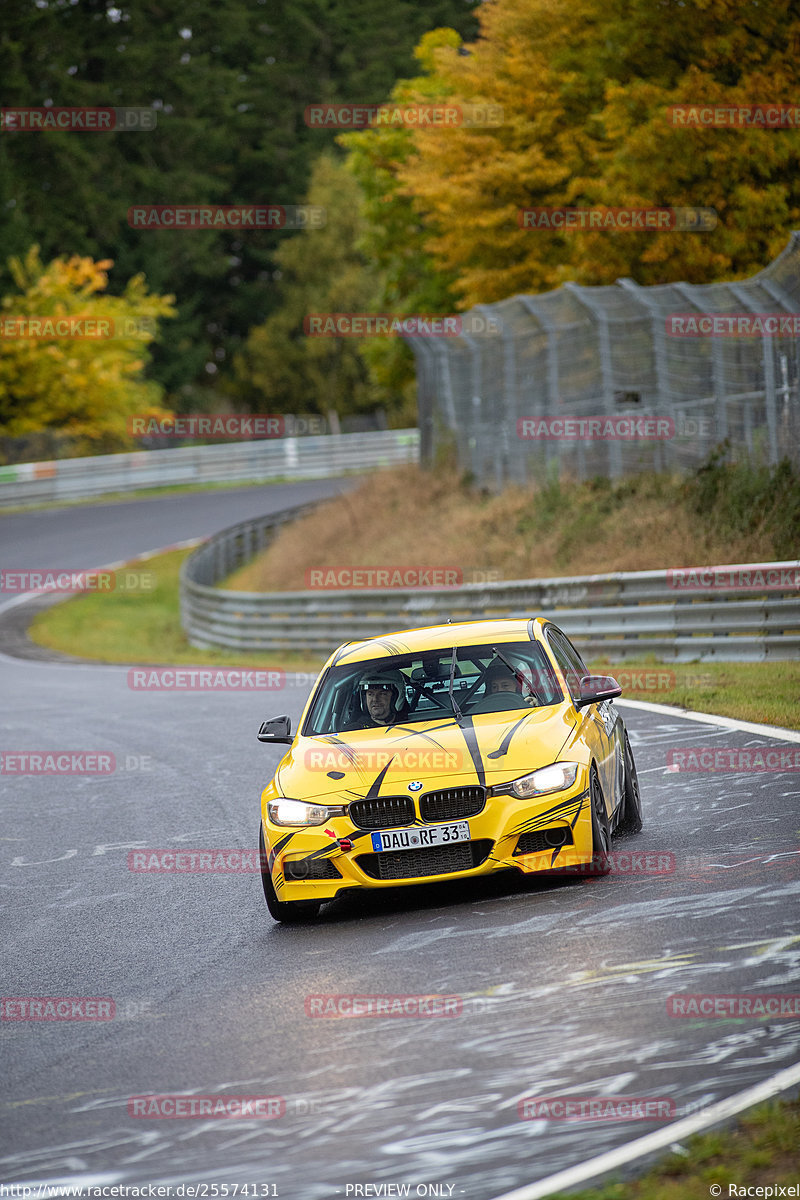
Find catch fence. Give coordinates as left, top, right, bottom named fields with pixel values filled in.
left=405, top=233, right=800, bottom=486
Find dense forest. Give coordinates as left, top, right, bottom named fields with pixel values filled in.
left=1, top=0, right=798, bottom=452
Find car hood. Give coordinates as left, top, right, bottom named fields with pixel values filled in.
left=275, top=705, right=577, bottom=800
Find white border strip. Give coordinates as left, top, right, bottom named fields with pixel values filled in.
left=492, top=1060, right=800, bottom=1200
left=616, top=697, right=800, bottom=744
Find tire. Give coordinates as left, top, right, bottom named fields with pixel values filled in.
left=617, top=731, right=644, bottom=834
left=588, top=768, right=612, bottom=876
left=259, top=824, right=322, bottom=923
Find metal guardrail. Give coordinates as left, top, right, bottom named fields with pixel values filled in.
left=180, top=510, right=800, bottom=662
left=0, top=429, right=420, bottom=508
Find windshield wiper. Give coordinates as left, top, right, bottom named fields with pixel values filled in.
left=448, top=647, right=463, bottom=722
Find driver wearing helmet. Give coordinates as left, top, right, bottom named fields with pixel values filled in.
left=483, top=658, right=539, bottom=705
left=484, top=660, right=522, bottom=695
left=357, top=669, right=408, bottom=727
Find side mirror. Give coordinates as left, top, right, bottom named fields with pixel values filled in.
left=575, top=674, right=622, bottom=708
left=257, top=715, right=293, bottom=744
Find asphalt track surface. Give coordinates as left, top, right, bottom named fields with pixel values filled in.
left=1, top=482, right=799, bottom=1197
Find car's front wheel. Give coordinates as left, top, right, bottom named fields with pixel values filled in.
left=616, top=731, right=643, bottom=834
left=259, top=824, right=322, bottom=923
left=589, top=768, right=611, bottom=875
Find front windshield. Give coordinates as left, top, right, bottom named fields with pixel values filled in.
left=302, top=641, right=563, bottom=736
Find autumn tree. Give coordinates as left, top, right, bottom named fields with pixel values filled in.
left=231, top=154, right=385, bottom=420
left=0, top=247, right=175, bottom=453
left=382, top=0, right=800, bottom=305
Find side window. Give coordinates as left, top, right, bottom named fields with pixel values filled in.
left=546, top=629, right=585, bottom=701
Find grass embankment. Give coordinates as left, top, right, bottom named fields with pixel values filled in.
left=28, top=455, right=800, bottom=728
left=221, top=455, right=800, bottom=729
left=27, top=547, right=322, bottom=673
left=549, top=1096, right=800, bottom=1200
left=225, top=453, right=800, bottom=588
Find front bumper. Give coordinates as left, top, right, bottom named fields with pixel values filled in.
left=262, top=782, right=594, bottom=904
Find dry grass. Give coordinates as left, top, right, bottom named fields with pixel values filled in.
left=226, top=465, right=777, bottom=592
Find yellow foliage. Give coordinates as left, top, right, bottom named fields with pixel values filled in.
left=391, top=0, right=800, bottom=305
left=0, top=246, right=176, bottom=453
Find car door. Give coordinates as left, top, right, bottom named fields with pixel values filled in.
left=545, top=626, right=618, bottom=818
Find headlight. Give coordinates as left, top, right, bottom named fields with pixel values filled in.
left=268, top=799, right=340, bottom=827
left=494, top=761, right=581, bottom=799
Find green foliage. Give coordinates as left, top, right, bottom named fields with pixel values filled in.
left=687, top=444, right=800, bottom=558
left=230, top=154, right=384, bottom=418
left=0, top=0, right=479, bottom=410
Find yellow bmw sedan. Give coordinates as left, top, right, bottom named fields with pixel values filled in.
left=257, top=617, right=642, bottom=922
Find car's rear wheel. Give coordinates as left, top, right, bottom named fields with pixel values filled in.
left=259, top=824, right=322, bottom=923
left=589, top=768, right=611, bottom=876
left=617, top=731, right=643, bottom=834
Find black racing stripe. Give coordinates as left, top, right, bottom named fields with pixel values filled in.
left=321, top=736, right=360, bottom=766
left=373, top=638, right=409, bottom=656
left=386, top=727, right=451, bottom=749
left=338, top=637, right=408, bottom=662
left=506, top=791, right=587, bottom=836
left=487, top=713, right=532, bottom=759
left=330, top=644, right=353, bottom=666
left=454, top=715, right=486, bottom=788
left=570, top=790, right=586, bottom=827
left=365, top=759, right=395, bottom=800
left=527, top=618, right=536, bottom=641
left=273, top=832, right=297, bottom=856
left=406, top=718, right=461, bottom=737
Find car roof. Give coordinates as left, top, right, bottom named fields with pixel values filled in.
left=329, top=616, right=551, bottom=667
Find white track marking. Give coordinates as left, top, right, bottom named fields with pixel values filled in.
left=490, top=1060, right=800, bottom=1200
left=617, top=698, right=800, bottom=744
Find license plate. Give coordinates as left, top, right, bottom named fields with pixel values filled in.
left=370, top=821, right=470, bottom=853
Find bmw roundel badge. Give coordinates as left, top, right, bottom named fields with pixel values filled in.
left=408, top=781, right=423, bottom=792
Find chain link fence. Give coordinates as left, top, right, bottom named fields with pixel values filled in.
left=406, top=233, right=800, bottom=486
